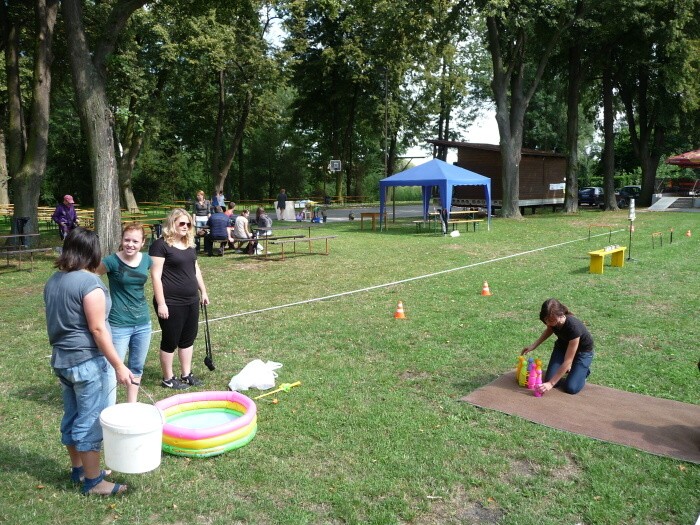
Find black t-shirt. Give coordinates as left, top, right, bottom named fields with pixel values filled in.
left=552, top=315, right=594, bottom=353
left=149, top=238, right=199, bottom=306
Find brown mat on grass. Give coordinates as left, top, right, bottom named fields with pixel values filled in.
left=461, top=372, right=700, bottom=464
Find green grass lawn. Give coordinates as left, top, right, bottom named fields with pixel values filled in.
left=0, top=208, right=698, bottom=524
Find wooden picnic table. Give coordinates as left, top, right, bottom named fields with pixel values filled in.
left=360, top=212, right=386, bottom=231
left=0, top=233, right=41, bottom=243
left=253, top=223, right=318, bottom=238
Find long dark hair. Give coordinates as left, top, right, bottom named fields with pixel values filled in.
left=55, top=227, right=101, bottom=272
left=539, top=298, right=572, bottom=323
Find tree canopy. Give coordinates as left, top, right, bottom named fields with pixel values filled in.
left=1, top=0, right=699, bottom=248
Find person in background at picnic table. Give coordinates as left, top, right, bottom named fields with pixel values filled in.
left=521, top=298, right=594, bottom=395
left=97, top=223, right=152, bottom=404
left=149, top=208, right=209, bottom=390
left=205, top=206, right=234, bottom=256
left=232, top=209, right=257, bottom=254
left=44, top=227, right=133, bottom=496
left=276, top=188, right=287, bottom=220
left=211, top=190, right=225, bottom=210
left=52, top=195, right=79, bottom=240
left=192, top=190, right=210, bottom=229
left=224, top=201, right=237, bottom=225
left=192, top=190, right=210, bottom=252
left=254, top=206, right=273, bottom=237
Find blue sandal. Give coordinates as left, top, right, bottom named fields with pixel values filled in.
left=81, top=471, right=126, bottom=496
left=70, top=466, right=84, bottom=484
left=71, top=467, right=111, bottom=484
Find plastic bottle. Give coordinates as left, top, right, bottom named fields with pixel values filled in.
left=534, top=368, right=543, bottom=397
left=527, top=361, right=537, bottom=390
left=515, top=356, right=525, bottom=383
left=518, top=358, right=530, bottom=387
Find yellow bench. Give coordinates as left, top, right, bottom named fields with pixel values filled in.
left=588, top=246, right=626, bottom=274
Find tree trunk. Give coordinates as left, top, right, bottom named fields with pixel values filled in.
left=4, top=9, right=26, bottom=179
left=0, top=128, right=9, bottom=205
left=499, top=136, right=523, bottom=218
left=485, top=12, right=576, bottom=219
left=216, top=90, right=253, bottom=192
left=564, top=41, right=583, bottom=213
left=117, top=95, right=142, bottom=213
left=6, top=0, right=58, bottom=242
left=62, top=0, right=122, bottom=253
left=619, top=65, right=662, bottom=207
left=601, top=62, right=616, bottom=209
left=211, top=70, right=225, bottom=186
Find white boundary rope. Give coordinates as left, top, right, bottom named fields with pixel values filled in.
left=152, top=229, right=624, bottom=334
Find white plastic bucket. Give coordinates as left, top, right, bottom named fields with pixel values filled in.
left=100, top=402, right=164, bottom=474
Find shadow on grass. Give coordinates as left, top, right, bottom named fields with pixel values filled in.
left=570, top=266, right=591, bottom=275
left=0, top=445, right=68, bottom=488
left=10, top=385, right=63, bottom=410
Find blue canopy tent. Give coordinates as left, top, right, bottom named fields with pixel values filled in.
left=379, top=158, right=491, bottom=231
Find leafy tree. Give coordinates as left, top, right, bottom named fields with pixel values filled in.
left=159, top=0, right=281, bottom=200
left=471, top=0, right=581, bottom=218
left=108, top=7, right=174, bottom=212
left=61, top=0, right=148, bottom=253
left=613, top=0, right=700, bottom=205
left=1, top=0, right=58, bottom=240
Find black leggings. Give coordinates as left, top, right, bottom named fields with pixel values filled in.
left=154, top=300, right=199, bottom=352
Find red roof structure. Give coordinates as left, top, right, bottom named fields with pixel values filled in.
left=665, top=149, right=700, bottom=168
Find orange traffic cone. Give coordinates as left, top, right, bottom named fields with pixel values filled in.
left=394, top=301, right=406, bottom=319
left=481, top=281, right=492, bottom=296
left=686, top=229, right=692, bottom=237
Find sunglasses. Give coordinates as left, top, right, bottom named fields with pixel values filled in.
left=177, top=221, right=192, bottom=228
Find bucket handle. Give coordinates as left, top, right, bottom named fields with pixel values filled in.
left=107, top=381, right=166, bottom=426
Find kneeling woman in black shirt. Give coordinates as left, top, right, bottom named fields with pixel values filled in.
left=521, top=298, right=594, bottom=395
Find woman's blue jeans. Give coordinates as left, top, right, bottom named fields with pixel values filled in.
left=54, top=356, right=110, bottom=452
left=107, top=322, right=152, bottom=405
left=544, top=347, right=594, bottom=394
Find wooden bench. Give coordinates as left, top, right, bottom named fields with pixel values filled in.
left=446, top=219, right=483, bottom=232
left=588, top=246, right=626, bottom=274
left=2, top=247, right=54, bottom=272
left=412, top=220, right=432, bottom=232
left=225, top=234, right=305, bottom=255
left=269, top=235, right=337, bottom=260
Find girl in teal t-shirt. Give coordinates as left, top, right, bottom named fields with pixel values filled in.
left=98, top=223, right=152, bottom=403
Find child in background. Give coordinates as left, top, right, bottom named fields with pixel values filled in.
left=521, top=298, right=594, bottom=395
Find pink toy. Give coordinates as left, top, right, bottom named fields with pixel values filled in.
left=527, top=361, right=536, bottom=389
left=534, top=368, right=543, bottom=397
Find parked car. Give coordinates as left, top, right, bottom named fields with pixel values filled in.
left=578, top=187, right=604, bottom=206
left=616, top=185, right=641, bottom=208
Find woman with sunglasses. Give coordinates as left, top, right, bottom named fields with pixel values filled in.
left=149, top=209, right=209, bottom=390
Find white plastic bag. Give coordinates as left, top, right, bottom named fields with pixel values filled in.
left=228, top=360, right=282, bottom=391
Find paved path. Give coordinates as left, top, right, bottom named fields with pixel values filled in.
left=320, top=204, right=424, bottom=223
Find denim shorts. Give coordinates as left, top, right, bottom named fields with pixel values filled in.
left=107, top=322, right=152, bottom=405
left=112, top=322, right=152, bottom=376
left=54, top=356, right=111, bottom=452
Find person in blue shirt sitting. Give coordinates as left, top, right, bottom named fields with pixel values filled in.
left=204, top=206, right=233, bottom=256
